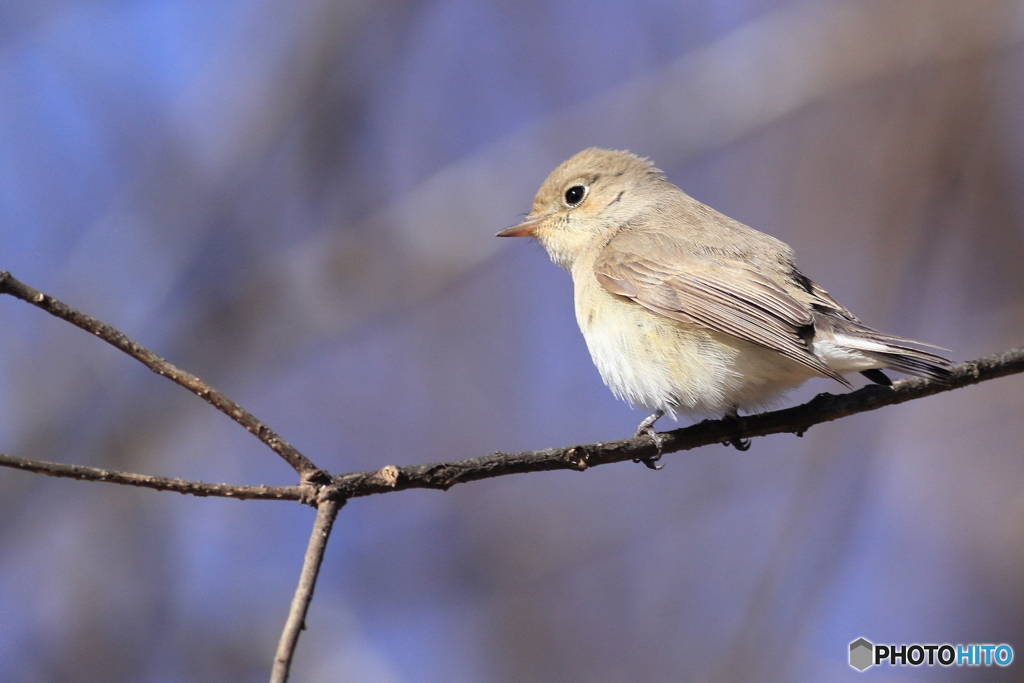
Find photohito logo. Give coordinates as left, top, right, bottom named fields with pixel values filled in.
left=849, top=638, right=1013, bottom=671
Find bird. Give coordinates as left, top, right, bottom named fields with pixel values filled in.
left=497, top=148, right=951, bottom=467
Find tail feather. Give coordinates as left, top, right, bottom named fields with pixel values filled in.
left=846, top=330, right=953, bottom=382
left=861, top=348, right=953, bottom=383
left=857, top=329, right=952, bottom=354
left=813, top=312, right=953, bottom=383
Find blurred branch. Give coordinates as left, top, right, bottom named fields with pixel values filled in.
left=0, top=271, right=328, bottom=484
left=0, top=452, right=308, bottom=502
left=331, top=348, right=1024, bottom=498
left=271, top=492, right=343, bottom=683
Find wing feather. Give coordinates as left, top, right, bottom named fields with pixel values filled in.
left=594, top=229, right=850, bottom=385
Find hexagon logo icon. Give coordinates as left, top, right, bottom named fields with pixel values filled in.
left=850, top=638, right=874, bottom=671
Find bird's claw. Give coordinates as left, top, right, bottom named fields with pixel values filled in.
left=723, top=409, right=751, bottom=451
left=636, top=456, right=664, bottom=470
left=725, top=437, right=751, bottom=451
left=632, top=429, right=664, bottom=469
left=633, top=410, right=666, bottom=469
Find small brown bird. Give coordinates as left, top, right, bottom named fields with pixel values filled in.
left=498, top=148, right=950, bottom=464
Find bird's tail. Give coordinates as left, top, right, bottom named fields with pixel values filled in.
left=855, top=335, right=953, bottom=383
left=813, top=312, right=954, bottom=383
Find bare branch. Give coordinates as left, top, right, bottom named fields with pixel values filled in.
left=1, top=302, right=1018, bottom=506
left=0, top=271, right=327, bottom=484
left=0, top=269, right=1018, bottom=683
left=0, top=452, right=308, bottom=502
left=271, top=493, right=343, bottom=683
left=331, top=348, right=1024, bottom=499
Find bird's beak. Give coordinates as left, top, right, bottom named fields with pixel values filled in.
left=496, top=215, right=546, bottom=238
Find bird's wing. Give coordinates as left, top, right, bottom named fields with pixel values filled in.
left=594, top=228, right=849, bottom=384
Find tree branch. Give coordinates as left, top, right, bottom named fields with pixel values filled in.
left=3, top=349, right=1019, bottom=502
left=270, top=492, right=343, bottom=683
left=1, top=269, right=1020, bottom=683
left=0, top=452, right=309, bottom=502
left=0, top=271, right=327, bottom=484
left=329, top=348, right=1024, bottom=498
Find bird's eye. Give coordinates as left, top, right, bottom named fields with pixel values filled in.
left=564, top=185, right=587, bottom=206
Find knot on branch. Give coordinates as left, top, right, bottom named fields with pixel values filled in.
left=298, top=485, right=321, bottom=507
left=315, top=485, right=348, bottom=507
left=967, top=361, right=982, bottom=380
left=300, top=468, right=332, bottom=487
left=564, top=446, right=590, bottom=471
left=422, top=464, right=457, bottom=490
left=372, top=465, right=400, bottom=487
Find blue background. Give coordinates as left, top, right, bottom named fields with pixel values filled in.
left=1, top=0, right=1023, bottom=680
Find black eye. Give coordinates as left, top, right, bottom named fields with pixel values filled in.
left=564, top=185, right=586, bottom=206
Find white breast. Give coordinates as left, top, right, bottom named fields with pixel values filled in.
left=571, top=268, right=821, bottom=418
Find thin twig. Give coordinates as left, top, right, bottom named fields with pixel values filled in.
left=270, top=493, right=343, bottom=683
left=330, top=348, right=1024, bottom=499
left=4, top=350, right=1018, bottom=500
left=0, top=271, right=327, bottom=484
left=2, top=346, right=1020, bottom=504
left=0, top=452, right=309, bottom=502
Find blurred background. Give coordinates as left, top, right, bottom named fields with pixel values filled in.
left=1, top=0, right=1023, bottom=680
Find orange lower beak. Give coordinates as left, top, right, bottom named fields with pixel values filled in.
left=496, top=215, right=546, bottom=237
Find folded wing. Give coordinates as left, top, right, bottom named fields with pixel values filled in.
left=594, top=227, right=851, bottom=385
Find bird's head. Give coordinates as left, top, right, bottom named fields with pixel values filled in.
left=497, top=148, right=665, bottom=270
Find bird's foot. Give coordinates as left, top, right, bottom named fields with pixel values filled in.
left=723, top=410, right=751, bottom=451
left=632, top=410, right=665, bottom=470
left=726, top=436, right=751, bottom=451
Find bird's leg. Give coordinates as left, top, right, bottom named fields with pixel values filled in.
left=723, top=408, right=751, bottom=451
left=633, top=409, right=665, bottom=470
